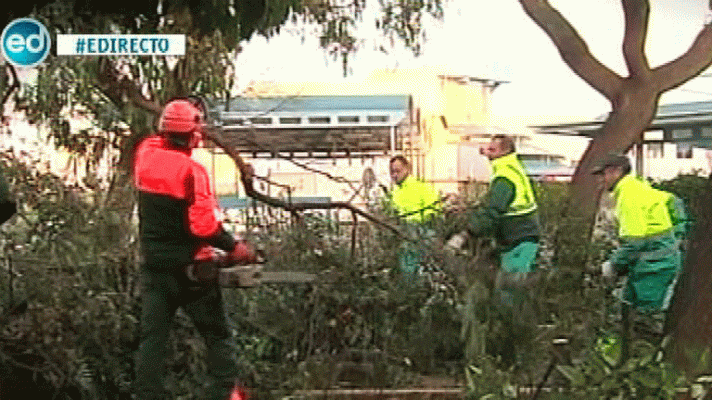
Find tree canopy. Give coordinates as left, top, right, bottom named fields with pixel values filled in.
left=1, top=0, right=444, bottom=187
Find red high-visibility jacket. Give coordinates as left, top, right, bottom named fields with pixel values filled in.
left=133, top=135, right=235, bottom=268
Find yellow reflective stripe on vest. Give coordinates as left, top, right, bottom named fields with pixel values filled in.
left=490, top=153, right=538, bottom=217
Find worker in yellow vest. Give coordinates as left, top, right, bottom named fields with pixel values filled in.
left=389, top=155, right=441, bottom=223
left=594, top=153, right=682, bottom=339
left=450, top=135, right=541, bottom=273
left=448, top=135, right=541, bottom=368
left=388, top=155, right=441, bottom=279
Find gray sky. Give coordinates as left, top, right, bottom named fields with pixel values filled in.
left=234, top=0, right=712, bottom=123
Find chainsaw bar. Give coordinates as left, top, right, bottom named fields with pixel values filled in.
left=218, top=265, right=316, bottom=287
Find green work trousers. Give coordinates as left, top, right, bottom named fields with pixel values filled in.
left=492, top=241, right=539, bottom=367
left=397, top=225, right=435, bottom=284
left=134, top=267, right=240, bottom=400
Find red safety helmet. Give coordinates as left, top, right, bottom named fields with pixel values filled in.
left=158, top=98, right=204, bottom=148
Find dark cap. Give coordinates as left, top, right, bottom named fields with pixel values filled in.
left=591, top=153, right=630, bottom=174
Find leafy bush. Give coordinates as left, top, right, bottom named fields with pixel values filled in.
left=0, top=160, right=703, bottom=399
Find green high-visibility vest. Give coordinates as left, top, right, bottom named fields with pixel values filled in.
left=490, top=153, right=538, bottom=217
left=612, top=174, right=673, bottom=239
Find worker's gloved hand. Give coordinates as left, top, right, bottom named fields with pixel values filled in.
left=601, top=260, right=615, bottom=278
left=445, top=231, right=469, bottom=252
left=226, top=240, right=263, bottom=266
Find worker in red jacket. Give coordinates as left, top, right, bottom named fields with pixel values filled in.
left=133, top=98, right=255, bottom=400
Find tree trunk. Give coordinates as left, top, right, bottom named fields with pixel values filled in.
left=669, top=176, right=712, bottom=373
left=556, top=88, right=658, bottom=267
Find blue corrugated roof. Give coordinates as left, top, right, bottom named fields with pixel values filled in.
left=657, top=100, right=712, bottom=116
left=220, top=95, right=411, bottom=113
left=532, top=99, right=712, bottom=148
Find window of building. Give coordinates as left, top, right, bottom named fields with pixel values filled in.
left=672, top=128, right=693, bottom=139
left=644, top=130, right=664, bottom=140
left=308, top=117, right=331, bottom=124
left=646, top=142, right=664, bottom=158
left=279, top=117, right=301, bottom=124
left=676, top=142, right=693, bottom=159
left=367, top=115, right=389, bottom=123
left=337, top=116, right=359, bottom=123
left=249, top=117, right=272, bottom=125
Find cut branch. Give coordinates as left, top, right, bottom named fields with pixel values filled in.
left=654, top=23, right=712, bottom=92
left=518, top=0, right=623, bottom=100
left=203, top=126, right=407, bottom=239
left=622, top=0, right=651, bottom=78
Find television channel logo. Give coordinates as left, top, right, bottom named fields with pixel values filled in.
left=1, top=18, right=51, bottom=68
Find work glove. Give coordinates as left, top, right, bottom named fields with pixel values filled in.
left=601, top=260, right=615, bottom=278
left=226, top=240, right=262, bottom=266
left=445, top=231, right=469, bottom=252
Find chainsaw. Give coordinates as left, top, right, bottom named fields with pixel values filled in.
left=186, top=263, right=316, bottom=288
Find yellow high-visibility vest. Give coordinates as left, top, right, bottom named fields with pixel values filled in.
left=612, top=174, right=674, bottom=238
left=390, top=175, right=440, bottom=223
left=490, top=153, right=538, bottom=216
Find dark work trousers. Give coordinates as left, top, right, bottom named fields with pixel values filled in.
left=134, top=267, right=240, bottom=400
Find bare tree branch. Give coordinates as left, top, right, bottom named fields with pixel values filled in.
left=1, top=64, right=20, bottom=113
left=622, top=0, right=651, bottom=79
left=653, top=23, right=712, bottom=92
left=120, top=76, right=162, bottom=115
left=236, top=135, right=360, bottom=192
left=518, top=0, right=624, bottom=100
left=203, top=126, right=407, bottom=239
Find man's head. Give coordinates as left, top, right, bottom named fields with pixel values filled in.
left=592, top=153, right=631, bottom=191
left=481, top=135, right=515, bottom=161
left=389, top=155, right=411, bottom=185
left=158, top=98, right=205, bottom=150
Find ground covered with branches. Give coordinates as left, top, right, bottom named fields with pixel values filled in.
left=0, top=154, right=709, bottom=399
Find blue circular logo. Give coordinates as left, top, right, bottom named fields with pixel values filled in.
left=1, top=18, right=51, bottom=68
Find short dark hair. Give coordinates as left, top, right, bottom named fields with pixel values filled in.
left=390, top=155, right=410, bottom=168
left=491, top=134, right=515, bottom=154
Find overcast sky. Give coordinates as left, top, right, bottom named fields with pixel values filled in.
left=234, top=0, right=712, bottom=123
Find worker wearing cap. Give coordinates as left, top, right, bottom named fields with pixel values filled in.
left=594, top=153, right=682, bottom=337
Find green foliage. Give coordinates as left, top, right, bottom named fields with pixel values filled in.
left=16, top=31, right=235, bottom=164
left=464, top=357, right=518, bottom=400
left=0, top=154, right=140, bottom=399
left=0, top=164, right=705, bottom=399
left=7, top=0, right=446, bottom=178
left=377, top=0, right=444, bottom=56
left=554, top=338, right=686, bottom=399
left=222, top=210, right=465, bottom=394
left=653, top=174, right=709, bottom=220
